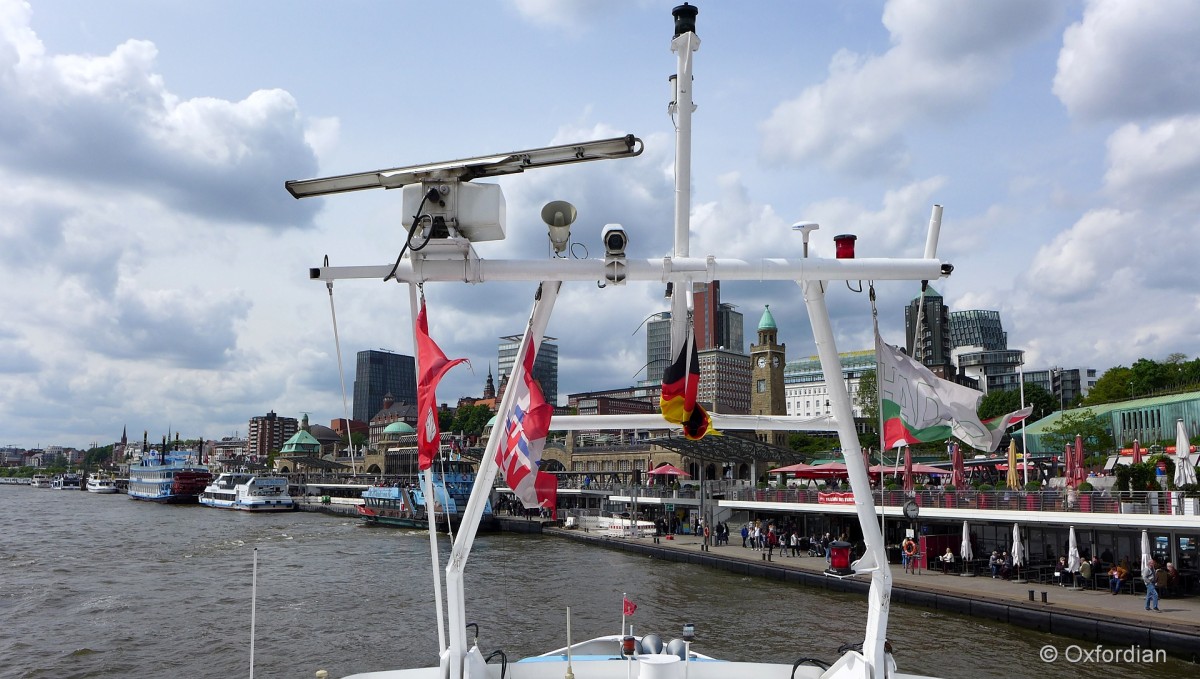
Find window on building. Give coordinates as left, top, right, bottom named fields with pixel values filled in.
left=757, top=379, right=766, bottom=393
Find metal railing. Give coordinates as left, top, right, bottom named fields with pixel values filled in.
left=722, top=487, right=1200, bottom=516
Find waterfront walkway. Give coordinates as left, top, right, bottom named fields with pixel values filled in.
left=547, top=528, right=1200, bottom=659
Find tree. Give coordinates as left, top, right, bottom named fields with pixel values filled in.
left=978, top=384, right=1057, bottom=422
left=1039, top=408, right=1114, bottom=454
left=855, top=369, right=878, bottom=426
left=446, top=403, right=496, bottom=439
left=1085, top=365, right=1133, bottom=405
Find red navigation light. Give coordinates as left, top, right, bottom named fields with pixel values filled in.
left=828, top=540, right=853, bottom=576
left=622, top=636, right=636, bottom=657
left=834, top=234, right=857, bottom=259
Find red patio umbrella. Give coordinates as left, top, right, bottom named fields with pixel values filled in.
left=768, top=462, right=814, bottom=475
left=951, top=443, right=965, bottom=489
left=869, top=463, right=946, bottom=476
left=1063, top=443, right=1074, bottom=486
left=1073, top=433, right=1087, bottom=486
left=646, top=463, right=690, bottom=477
left=1132, top=439, right=1142, bottom=465
left=795, top=462, right=848, bottom=479
left=903, top=446, right=915, bottom=493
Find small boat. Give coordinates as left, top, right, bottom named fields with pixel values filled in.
left=200, top=473, right=296, bottom=511
left=86, top=474, right=119, bottom=494
left=31, top=474, right=51, bottom=488
left=51, top=473, right=82, bottom=490
left=127, top=450, right=212, bottom=503
left=358, top=460, right=497, bottom=532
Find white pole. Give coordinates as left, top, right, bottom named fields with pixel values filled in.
left=410, top=284, right=447, bottom=655
left=446, top=282, right=561, bottom=679
left=249, top=547, right=257, bottom=679
left=1020, top=363, right=1029, bottom=487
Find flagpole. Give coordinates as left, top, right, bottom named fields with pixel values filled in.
left=445, top=281, right=561, bottom=679
left=410, top=283, right=447, bottom=655
left=1019, top=362, right=1028, bottom=487
left=621, top=591, right=627, bottom=637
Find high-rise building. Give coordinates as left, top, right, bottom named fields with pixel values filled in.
left=950, top=309, right=1007, bottom=350
left=497, top=336, right=559, bottom=406
left=353, top=350, right=417, bottom=423
left=645, top=312, right=673, bottom=382
left=692, top=281, right=744, bottom=353
left=904, top=287, right=953, bottom=377
left=247, top=410, right=298, bottom=459
left=697, top=347, right=751, bottom=414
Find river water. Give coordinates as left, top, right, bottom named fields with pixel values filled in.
left=0, top=485, right=1191, bottom=678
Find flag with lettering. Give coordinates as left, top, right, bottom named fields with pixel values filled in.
left=497, top=329, right=554, bottom=509
left=875, top=330, right=993, bottom=451
left=416, top=302, right=468, bottom=471
left=660, top=328, right=716, bottom=440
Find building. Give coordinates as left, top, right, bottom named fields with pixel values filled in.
left=1022, top=366, right=1098, bottom=410
left=904, top=287, right=953, bottom=377
left=692, top=281, right=744, bottom=353
left=497, top=335, right=559, bottom=407
left=247, top=411, right=298, bottom=459
left=645, top=312, right=673, bottom=382
left=1024, top=390, right=1200, bottom=452
left=697, top=347, right=751, bottom=414
left=353, top=350, right=417, bottom=424
left=206, top=437, right=248, bottom=470
left=369, top=393, right=418, bottom=450
left=784, top=349, right=875, bottom=419
left=949, top=309, right=1024, bottom=394
left=750, top=305, right=787, bottom=447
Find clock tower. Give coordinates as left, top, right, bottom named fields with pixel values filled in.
left=750, top=305, right=786, bottom=446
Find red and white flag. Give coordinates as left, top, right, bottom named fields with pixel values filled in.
left=415, top=301, right=467, bottom=471
left=496, top=327, right=554, bottom=510
left=622, top=596, right=637, bottom=616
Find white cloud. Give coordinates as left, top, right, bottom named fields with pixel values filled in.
left=1054, top=0, right=1200, bottom=121
left=1103, top=116, right=1200, bottom=210
left=760, top=0, right=1062, bottom=175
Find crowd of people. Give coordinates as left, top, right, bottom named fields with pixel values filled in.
left=735, top=519, right=847, bottom=561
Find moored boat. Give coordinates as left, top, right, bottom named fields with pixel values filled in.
left=200, top=473, right=296, bottom=511
left=51, top=473, right=82, bottom=490
left=357, top=460, right=497, bottom=532
left=86, top=473, right=119, bottom=494
left=128, top=450, right=212, bottom=503
left=31, top=474, right=51, bottom=488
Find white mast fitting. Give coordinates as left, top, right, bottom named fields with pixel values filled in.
left=288, top=3, right=953, bottom=678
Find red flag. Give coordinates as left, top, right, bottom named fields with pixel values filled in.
left=415, top=302, right=467, bottom=471
left=534, top=470, right=558, bottom=520
left=622, top=597, right=637, bottom=616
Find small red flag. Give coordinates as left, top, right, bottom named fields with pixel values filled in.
left=415, top=302, right=467, bottom=471
left=622, top=597, right=637, bottom=616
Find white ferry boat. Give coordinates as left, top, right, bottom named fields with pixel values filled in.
left=51, top=473, right=82, bottom=490
left=200, top=473, right=295, bottom=511
left=31, top=474, right=51, bottom=488
left=86, top=474, right=119, bottom=494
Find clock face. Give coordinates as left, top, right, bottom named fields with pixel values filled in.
left=757, top=356, right=767, bottom=368
left=903, top=500, right=919, bottom=520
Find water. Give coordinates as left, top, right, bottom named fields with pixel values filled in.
left=1, top=485, right=1192, bottom=678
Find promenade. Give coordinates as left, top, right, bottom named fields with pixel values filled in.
left=546, top=527, right=1200, bottom=660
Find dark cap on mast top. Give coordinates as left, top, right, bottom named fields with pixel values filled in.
left=672, top=3, right=698, bottom=38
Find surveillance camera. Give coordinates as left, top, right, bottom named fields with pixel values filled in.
left=602, top=223, right=627, bottom=257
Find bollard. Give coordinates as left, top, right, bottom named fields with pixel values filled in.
left=1041, top=591, right=1048, bottom=604
left=762, top=553, right=766, bottom=561
left=1028, top=590, right=1035, bottom=601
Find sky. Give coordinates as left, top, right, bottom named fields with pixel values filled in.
left=2, top=0, right=1199, bottom=450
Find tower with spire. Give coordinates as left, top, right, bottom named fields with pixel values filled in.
left=750, top=305, right=787, bottom=447
left=483, top=365, right=496, bottom=400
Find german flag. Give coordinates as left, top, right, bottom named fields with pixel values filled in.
left=659, top=332, right=717, bottom=440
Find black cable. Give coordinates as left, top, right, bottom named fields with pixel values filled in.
left=791, top=657, right=831, bottom=675
left=484, top=650, right=507, bottom=678
left=384, top=188, right=439, bottom=281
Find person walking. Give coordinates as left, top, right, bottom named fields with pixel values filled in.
left=1143, top=558, right=1161, bottom=611
left=740, top=523, right=749, bottom=548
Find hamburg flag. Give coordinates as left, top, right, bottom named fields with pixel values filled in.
left=497, top=329, right=554, bottom=510
left=415, top=302, right=468, bottom=471
left=660, top=329, right=715, bottom=440
left=622, top=596, right=637, bottom=616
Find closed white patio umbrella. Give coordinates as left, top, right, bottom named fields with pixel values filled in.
left=1066, top=526, right=1082, bottom=590
left=1012, top=523, right=1026, bottom=583
left=960, top=520, right=974, bottom=576
left=1175, top=419, right=1197, bottom=487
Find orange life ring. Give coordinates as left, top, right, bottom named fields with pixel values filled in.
left=903, top=541, right=917, bottom=556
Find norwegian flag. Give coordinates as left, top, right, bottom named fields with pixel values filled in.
left=496, top=328, right=554, bottom=510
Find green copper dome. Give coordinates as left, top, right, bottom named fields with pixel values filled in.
left=758, top=305, right=778, bottom=331
left=383, top=421, right=416, bottom=434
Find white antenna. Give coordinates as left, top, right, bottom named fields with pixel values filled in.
left=249, top=547, right=258, bottom=679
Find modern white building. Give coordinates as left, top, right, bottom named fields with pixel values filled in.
left=783, top=350, right=875, bottom=420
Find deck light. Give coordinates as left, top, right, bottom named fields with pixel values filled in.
left=834, top=234, right=857, bottom=259
left=827, top=540, right=854, bottom=576
left=622, top=636, right=637, bottom=657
